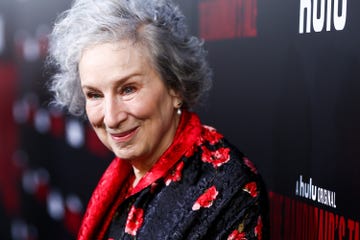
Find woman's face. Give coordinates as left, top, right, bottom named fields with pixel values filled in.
left=79, top=41, right=181, bottom=166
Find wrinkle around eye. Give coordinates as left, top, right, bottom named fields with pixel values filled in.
left=85, top=91, right=103, bottom=100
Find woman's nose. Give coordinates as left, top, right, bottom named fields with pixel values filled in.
left=103, top=96, right=127, bottom=129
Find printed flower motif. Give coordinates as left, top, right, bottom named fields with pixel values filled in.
left=228, top=222, right=246, bottom=240
left=243, top=157, right=258, bottom=174
left=202, top=125, right=223, bottom=145
left=201, top=146, right=230, bottom=168
left=254, top=216, right=263, bottom=240
left=164, top=161, right=185, bottom=186
left=228, top=229, right=247, bottom=240
left=203, top=125, right=223, bottom=145
left=192, top=185, right=219, bottom=211
left=184, top=125, right=223, bottom=158
left=125, top=206, right=144, bottom=236
left=243, top=182, right=258, bottom=198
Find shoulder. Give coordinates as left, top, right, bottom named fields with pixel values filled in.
left=182, top=124, right=270, bottom=238
left=192, top=124, right=268, bottom=202
left=197, top=125, right=260, bottom=181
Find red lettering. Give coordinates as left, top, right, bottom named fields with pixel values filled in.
left=348, top=219, right=355, bottom=240
left=268, top=192, right=359, bottom=240
left=327, top=212, right=335, bottom=240
left=199, top=0, right=257, bottom=40
left=302, top=203, right=309, bottom=240
left=355, top=221, right=359, bottom=240
left=318, top=209, right=324, bottom=240
left=291, top=198, right=297, bottom=239
left=284, top=196, right=297, bottom=239
left=283, top=196, right=291, bottom=239
left=297, top=201, right=302, bottom=240
left=309, top=206, right=319, bottom=240
left=338, top=216, right=345, bottom=240
left=269, top=192, right=283, bottom=240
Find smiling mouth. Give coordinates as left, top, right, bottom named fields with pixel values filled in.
left=109, top=127, right=138, bottom=142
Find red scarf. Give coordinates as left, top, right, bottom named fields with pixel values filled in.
left=77, top=111, right=202, bottom=240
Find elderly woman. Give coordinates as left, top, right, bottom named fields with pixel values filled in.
left=47, top=0, right=269, bottom=239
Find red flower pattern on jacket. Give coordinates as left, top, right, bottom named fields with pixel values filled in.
left=243, top=157, right=258, bottom=174
left=228, top=229, right=247, bottom=240
left=255, top=216, right=263, bottom=240
left=243, top=182, right=258, bottom=198
left=184, top=125, right=223, bottom=158
left=125, top=206, right=144, bottom=236
left=192, top=185, right=219, bottom=210
left=164, top=161, right=185, bottom=186
left=202, top=125, right=223, bottom=144
left=201, top=146, right=230, bottom=168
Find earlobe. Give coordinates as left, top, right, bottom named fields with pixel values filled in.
left=175, top=101, right=183, bottom=109
left=169, top=89, right=182, bottom=108
left=173, top=99, right=183, bottom=110
left=175, top=100, right=183, bottom=115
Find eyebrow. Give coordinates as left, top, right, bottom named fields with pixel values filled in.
left=81, top=72, right=143, bottom=90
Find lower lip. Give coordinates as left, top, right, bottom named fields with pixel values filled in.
left=110, top=127, right=138, bottom=143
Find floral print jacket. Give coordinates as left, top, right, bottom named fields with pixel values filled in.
left=77, top=111, right=269, bottom=240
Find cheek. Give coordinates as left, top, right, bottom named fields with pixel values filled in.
left=135, top=89, right=173, bottom=116
left=86, top=103, right=103, bottom=126
left=127, top=95, right=159, bottom=118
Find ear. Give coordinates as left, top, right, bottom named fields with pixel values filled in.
left=169, top=89, right=182, bottom=108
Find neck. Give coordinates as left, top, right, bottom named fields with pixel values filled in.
left=131, top=160, right=156, bottom=187
left=130, top=112, right=181, bottom=187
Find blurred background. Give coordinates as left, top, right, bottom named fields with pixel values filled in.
left=0, top=0, right=113, bottom=239
left=1, top=0, right=359, bottom=239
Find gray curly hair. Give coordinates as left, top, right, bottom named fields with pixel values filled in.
left=46, top=0, right=212, bottom=116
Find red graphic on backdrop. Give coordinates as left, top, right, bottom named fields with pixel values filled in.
left=0, top=62, right=20, bottom=216
left=269, top=191, right=360, bottom=240
left=199, top=0, right=257, bottom=41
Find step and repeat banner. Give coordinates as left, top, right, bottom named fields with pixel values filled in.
left=179, top=0, right=360, bottom=239
left=0, top=0, right=359, bottom=239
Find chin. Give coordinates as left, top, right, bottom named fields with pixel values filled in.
left=113, top=148, right=137, bottom=161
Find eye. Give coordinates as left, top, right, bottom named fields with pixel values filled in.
left=85, top=91, right=102, bottom=100
left=121, top=85, right=136, bottom=95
